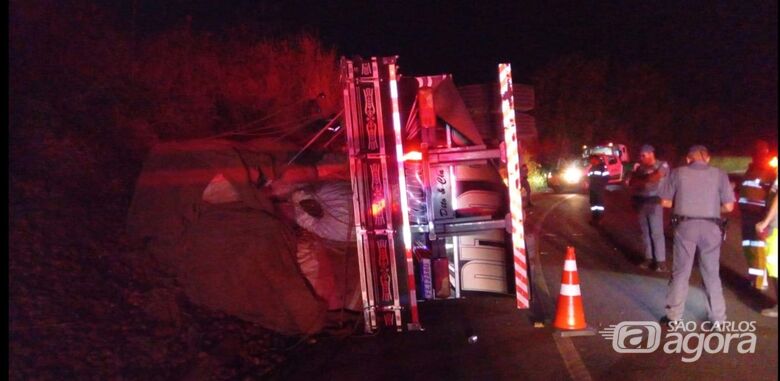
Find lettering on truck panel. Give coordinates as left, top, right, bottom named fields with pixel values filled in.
left=370, top=163, right=386, bottom=225
left=362, top=87, right=378, bottom=151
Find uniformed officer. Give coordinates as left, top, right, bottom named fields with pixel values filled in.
left=587, top=155, right=610, bottom=223
left=738, top=140, right=776, bottom=290
left=659, top=145, right=735, bottom=324
left=628, top=144, right=670, bottom=272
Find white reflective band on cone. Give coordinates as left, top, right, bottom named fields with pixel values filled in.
left=564, top=260, right=578, bottom=272
left=748, top=268, right=766, bottom=276
left=560, top=284, right=581, bottom=297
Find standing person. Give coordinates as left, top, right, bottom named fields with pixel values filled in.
left=756, top=178, right=778, bottom=317
left=628, top=145, right=670, bottom=272
left=738, top=140, right=775, bottom=290
left=659, top=145, right=735, bottom=324
left=520, top=164, right=533, bottom=207
left=587, top=155, right=610, bottom=223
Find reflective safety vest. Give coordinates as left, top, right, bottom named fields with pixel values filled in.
left=738, top=164, right=775, bottom=209
left=587, top=164, right=610, bottom=180
left=587, top=163, right=610, bottom=190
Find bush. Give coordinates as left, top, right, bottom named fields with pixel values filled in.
left=10, top=2, right=343, bottom=378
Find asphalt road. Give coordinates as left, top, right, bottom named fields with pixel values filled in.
left=272, top=187, right=778, bottom=381
left=528, top=187, right=778, bottom=380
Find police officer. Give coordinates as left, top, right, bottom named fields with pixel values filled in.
left=738, top=140, right=776, bottom=290
left=587, top=155, right=610, bottom=223
left=659, top=145, right=735, bottom=324
left=629, top=145, right=670, bottom=272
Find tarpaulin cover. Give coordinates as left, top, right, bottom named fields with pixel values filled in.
left=127, top=138, right=328, bottom=335
left=296, top=230, right=362, bottom=311
left=182, top=202, right=327, bottom=335
left=127, top=138, right=286, bottom=267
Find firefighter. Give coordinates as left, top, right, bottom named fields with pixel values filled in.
left=739, top=140, right=776, bottom=290
left=587, top=155, right=610, bottom=223
left=659, top=145, right=735, bottom=324
left=756, top=178, right=778, bottom=317
left=628, top=145, right=670, bottom=272
left=520, top=164, right=533, bottom=207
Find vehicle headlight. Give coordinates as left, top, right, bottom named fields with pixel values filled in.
left=562, top=166, right=583, bottom=184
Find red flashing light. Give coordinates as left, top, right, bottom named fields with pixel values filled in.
left=371, top=199, right=386, bottom=216
left=402, top=151, right=423, bottom=161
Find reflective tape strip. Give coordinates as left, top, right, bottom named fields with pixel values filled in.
left=389, top=63, right=418, bottom=327
left=560, top=284, right=581, bottom=296
left=590, top=206, right=605, bottom=211
left=564, top=259, right=578, bottom=272
left=741, top=178, right=764, bottom=188
left=742, top=240, right=766, bottom=248
left=500, top=63, right=529, bottom=310
left=748, top=268, right=766, bottom=276
left=738, top=197, right=766, bottom=207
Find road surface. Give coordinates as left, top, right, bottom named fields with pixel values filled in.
left=271, top=187, right=778, bottom=381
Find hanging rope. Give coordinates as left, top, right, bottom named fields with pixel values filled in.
left=285, top=110, right=344, bottom=166
left=233, top=97, right=314, bottom=131
left=205, top=114, right=318, bottom=140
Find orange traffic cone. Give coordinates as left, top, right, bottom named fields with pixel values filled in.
left=553, top=246, right=587, bottom=330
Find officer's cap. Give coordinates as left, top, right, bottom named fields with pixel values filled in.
left=640, top=144, right=655, bottom=154
left=687, top=145, right=709, bottom=156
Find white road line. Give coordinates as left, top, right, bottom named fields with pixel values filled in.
left=554, top=334, right=593, bottom=381
left=533, top=194, right=593, bottom=381
left=531, top=194, right=576, bottom=299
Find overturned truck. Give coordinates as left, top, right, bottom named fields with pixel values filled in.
left=339, top=56, right=530, bottom=332
left=126, top=55, right=532, bottom=335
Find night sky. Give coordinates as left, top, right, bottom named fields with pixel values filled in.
left=121, top=0, right=777, bottom=86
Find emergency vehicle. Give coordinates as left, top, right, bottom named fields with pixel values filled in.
left=546, top=156, right=588, bottom=193
left=545, top=143, right=629, bottom=193
left=582, top=143, right=629, bottom=183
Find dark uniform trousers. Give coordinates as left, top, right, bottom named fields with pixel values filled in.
left=666, top=220, right=726, bottom=322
